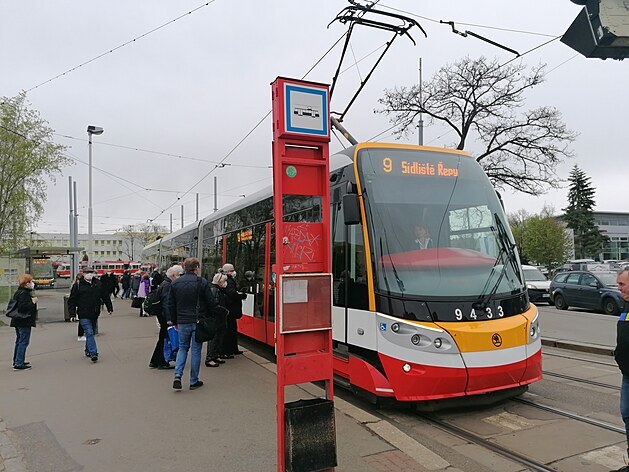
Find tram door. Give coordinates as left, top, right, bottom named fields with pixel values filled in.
left=265, top=222, right=276, bottom=345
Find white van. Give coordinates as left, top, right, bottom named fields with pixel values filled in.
left=522, top=264, right=552, bottom=305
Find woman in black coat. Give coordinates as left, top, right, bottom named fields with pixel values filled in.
left=10, top=274, right=38, bottom=370
left=220, top=264, right=246, bottom=358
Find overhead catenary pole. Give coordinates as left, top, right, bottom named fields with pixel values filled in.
left=68, top=176, right=75, bottom=281
left=180, top=205, right=184, bottom=229
left=170, top=213, right=173, bottom=233
left=213, top=176, right=218, bottom=212
left=417, top=58, right=424, bottom=146
left=196, top=193, right=199, bottom=221
left=73, top=180, right=79, bottom=277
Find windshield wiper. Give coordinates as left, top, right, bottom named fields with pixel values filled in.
left=494, top=213, right=523, bottom=286
left=474, top=213, right=521, bottom=309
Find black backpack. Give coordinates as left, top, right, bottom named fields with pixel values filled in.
left=143, top=282, right=164, bottom=316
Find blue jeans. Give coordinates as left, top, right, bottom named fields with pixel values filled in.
left=80, top=318, right=98, bottom=356
left=174, top=323, right=201, bottom=385
left=621, top=375, right=629, bottom=456
left=13, top=327, right=31, bottom=366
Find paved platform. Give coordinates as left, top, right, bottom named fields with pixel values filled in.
left=0, top=293, right=453, bottom=472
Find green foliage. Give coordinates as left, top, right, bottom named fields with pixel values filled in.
left=0, top=95, right=69, bottom=250
left=509, top=206, right=571, bottom=269
left=562, top=165, right=607, bottom=259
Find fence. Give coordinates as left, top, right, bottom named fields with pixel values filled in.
left=0, top=255, right=27, bottom=314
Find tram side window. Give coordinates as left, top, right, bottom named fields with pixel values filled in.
left=332, top=199, right=345, bottom=306
left=283, top=195, right=322, bottom=223
left=202, top=237, right=223, bottom=281
left=231, top=224, right=265, bottom=318
left=331, top=193, right=368, bottom=310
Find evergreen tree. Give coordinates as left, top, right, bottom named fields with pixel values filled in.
left=562, top=166, right=606, bottom=259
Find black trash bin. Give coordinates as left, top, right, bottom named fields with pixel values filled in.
left=284, top=398, right=337, bottom=472
left=63, top=294, right=71, bottom=322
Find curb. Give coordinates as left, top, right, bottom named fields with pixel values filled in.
left=541, top=337, right=614, bottom=356
left=0, top=419, right=28, bottom=472
left=242, top=351, right=453, bottom=471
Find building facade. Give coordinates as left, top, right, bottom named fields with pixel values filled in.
left=28, top=233, right=146, bottom=262
left=594, top=212, right=629, bottom=261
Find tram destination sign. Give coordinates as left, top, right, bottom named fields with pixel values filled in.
left=382, top=156, right=459, bottom=177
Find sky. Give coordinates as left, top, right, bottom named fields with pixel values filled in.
left=1, top=0, right=627, bottom=236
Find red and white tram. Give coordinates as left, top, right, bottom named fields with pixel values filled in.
left=143, top=143, right=542, bottom=404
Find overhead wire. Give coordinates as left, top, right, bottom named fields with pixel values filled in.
left=54, top=133, right=272, bottom=169
left=378, top=3, right=557, bottom=37
left=147, top=27, right=353, bottom=223
left=25, top=0, right=218, bottom=93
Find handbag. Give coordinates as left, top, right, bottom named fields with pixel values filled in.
left=5, top=299, right=30, bottom=319
left=195, top=317, right=216, bottom=343
left=131, top=297, right=143, bottom=308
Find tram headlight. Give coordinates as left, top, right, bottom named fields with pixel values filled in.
left=391, top=323, right=400, bottom=333
left=434, top=338, right=443, bottom=349
left=411, top=334, right=420, bottom=345
left=530, top=325, right=537, bottom=338
left=402, top=363, right=411, bottom=373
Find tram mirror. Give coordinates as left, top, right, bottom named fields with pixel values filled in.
left=343, top=194, right=361, bottom=225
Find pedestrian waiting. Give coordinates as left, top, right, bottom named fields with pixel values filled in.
left=8, top=274, right=38, bottom=371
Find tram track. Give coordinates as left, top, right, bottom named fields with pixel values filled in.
left=512, top=397, right=625, bottom=434
left=417, top=412, right=558, bottom=472
left=542, top=370, right=620, bottom=390
left=543, top=350, right=616, bottom=367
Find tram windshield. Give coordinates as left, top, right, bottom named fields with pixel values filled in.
left=357, top=147, right=524, bottom=299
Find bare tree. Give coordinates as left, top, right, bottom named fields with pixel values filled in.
left=136, top=223, right=167, bottom=248
left=377, top=56, right=577, bottom=195
left=117, top=223, right=167, bottom=260
left=118, top=225, right=139, bottom=260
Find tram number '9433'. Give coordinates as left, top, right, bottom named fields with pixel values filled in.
left=455, top=305, right=504, bottom=321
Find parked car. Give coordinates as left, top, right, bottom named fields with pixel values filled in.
left=522, top=265, right=552, bottom=305
left=550, top=270, right=623, bottom=315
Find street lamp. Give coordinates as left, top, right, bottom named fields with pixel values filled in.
left=87, top=125, right=104, bottom=262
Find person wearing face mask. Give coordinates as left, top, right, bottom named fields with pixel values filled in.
left=204, top=273, right=229, bottom=368
left=67, top=267, right=113, bottom=362
left=10, top=274, right=38, bottom=370
left=220, top=263, right=247, bottom=358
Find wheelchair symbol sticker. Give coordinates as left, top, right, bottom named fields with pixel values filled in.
left=379, top=323, right=387, bottom=331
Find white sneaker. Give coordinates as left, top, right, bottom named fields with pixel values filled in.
left=78, top=336, right=86, bottom=342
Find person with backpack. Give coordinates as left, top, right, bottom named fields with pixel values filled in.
left=67, top=267, right=113, bottom=362
left=148, top=265, right=183, bottom=369
left=205, top=273, right=229, bottom=368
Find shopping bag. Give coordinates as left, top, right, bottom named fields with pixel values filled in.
left=163, top=338, right=174, bottom=362
left=167, top=325, right=179, bottom=352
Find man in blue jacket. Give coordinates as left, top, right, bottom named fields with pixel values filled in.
left=167, top=257, right=217, bottom=391
left=613, top=268, right=629, bottom=472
